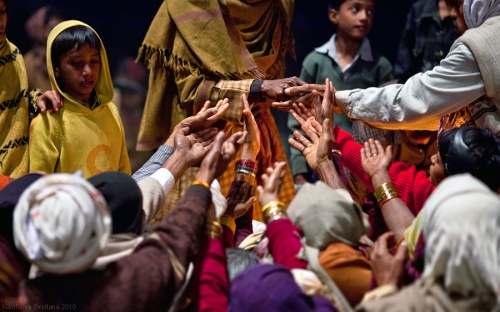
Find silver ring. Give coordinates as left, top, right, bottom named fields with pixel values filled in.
left=301, top=146, right=305, bottom=152
left=372, top=153, right=378, bottom=157
left=307, top=144, right=313, bottom=148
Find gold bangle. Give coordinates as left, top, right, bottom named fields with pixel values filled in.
left=263, top=205, right=287, bottom=224
left=220, top=215, right=236, bottom=234
left=206, top=221, right=223, bottom=240
left=193, top=179, right=210, bottom=189
left=261, top=200, right=286, bottom=213
left=374, top=182, right=399, bottom=207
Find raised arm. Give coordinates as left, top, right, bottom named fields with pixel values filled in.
left=361, top=140, right=415, bottom=241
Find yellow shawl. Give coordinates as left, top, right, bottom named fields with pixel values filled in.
left=0, top=39, right=29, bottom=178
left=137, top=0, right=295, bottom=150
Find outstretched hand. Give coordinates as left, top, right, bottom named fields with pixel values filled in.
left=174, top=127, right=218, bottom=167
left=166, top=99, right=230, bottom=147
left=361, top=139, right=393, bottom=180
left=196, top=131, right=246, bottom=185
left=288, top=117, right=335, bottom=172
left=241, top=94, right=260, bottom=160
left=261, top=77, right=305, bottom=102
left=36, top=90, right=63, bottom=114
left=256, top=161, right=287, bottom=206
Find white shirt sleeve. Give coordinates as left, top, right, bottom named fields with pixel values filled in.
left=150, top=167, right=175, bottom=195
left=335, top=43, right=485, bottom=130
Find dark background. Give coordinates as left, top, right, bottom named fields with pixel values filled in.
left=7, top=0, right=414, bottom=77
left=7, top=0, right=414, bottom=158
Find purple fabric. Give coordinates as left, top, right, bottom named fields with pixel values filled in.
left=234, top=207, right=253, bottom=247
left=229, top=264, right=337, bottom=312
left=404, top=233, right=426, bottom=285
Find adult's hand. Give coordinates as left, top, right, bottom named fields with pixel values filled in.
left=371, top=232, right=408, bottom=287
left=256, top=162, right=286, bottom=207
left=361, top=139, right=393, bottom=181
left=288, top=117, right=333, bottom=172
left=241, top=94, right=260, bottom=160
left=176, top=127, right=218, bottom=167
left=271, top=83, right=325, bottom=111
left=196, top=131, right=246, bottom=185
left=225, top=196, right=256, bottom=219
left=261, top=77, right=305, bottom=102
left=36, top=90, right=63, bottom=114
left=162, top=127, right=218, bottom=179
left=166, top=99, right=230, bottom=147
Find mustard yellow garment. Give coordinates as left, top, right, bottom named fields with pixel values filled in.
left=0, top=39, right=29, bottom=178
left=29, top=20, right=131, bottom=178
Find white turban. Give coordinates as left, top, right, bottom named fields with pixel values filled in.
left=14, top=173, right=112, bottom=274
left=463, top=0, right=500, bottom=29
left=422, top=173, right=500, bottom=306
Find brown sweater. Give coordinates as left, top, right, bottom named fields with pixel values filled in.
left=22, top=185, right=211, bottom=312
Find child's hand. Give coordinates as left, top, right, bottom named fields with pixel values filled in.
left=37, top=90, right=63, bottom=114
left=360, top=139, right=392, bottom=179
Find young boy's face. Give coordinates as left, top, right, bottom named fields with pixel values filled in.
left=0, top=1, right=7, bottom=42
left=54, top=43, right=101, bottom=103
left=330, top=0, right=375, bottom=41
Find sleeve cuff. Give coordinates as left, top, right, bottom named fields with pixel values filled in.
left=150, top=168, right=175, bottom=194
left=248, top=80, right=266, bottom=103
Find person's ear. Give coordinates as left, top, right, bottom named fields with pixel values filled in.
left=329, top=8, right=338, bottom=25
left=54, top=67, right=60, bottom=77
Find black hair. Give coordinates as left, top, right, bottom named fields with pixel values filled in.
left=328, top=0, right=377, bottom=10
left=51, top=25, right=101, bottom=67
left=328, top=0, right=343, bottom=10
left=438, top=126, right=500, bottom=191
left=225, top=248, right=259, bottom=282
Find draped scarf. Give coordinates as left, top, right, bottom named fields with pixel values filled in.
left=137, top=0, right=295, bottom=150
left=0, top=39, right=29, bottom=178
left=463, top=0, right=500, bottom=28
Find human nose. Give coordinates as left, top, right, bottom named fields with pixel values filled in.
left=359, top=9, right=368, bottom=20
left=82, top=63, right=93, bottom=76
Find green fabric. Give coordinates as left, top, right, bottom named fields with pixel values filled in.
left=136, top=0, right=295, bottom=150
left=29, top=20, right=131, bottom=178
left=0, top=39, right=29, bottom=178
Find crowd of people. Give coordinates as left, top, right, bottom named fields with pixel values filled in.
left=1, top=0, right=500, bottom=311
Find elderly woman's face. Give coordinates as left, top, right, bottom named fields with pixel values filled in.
left=446, top=0, right=467, bottom=33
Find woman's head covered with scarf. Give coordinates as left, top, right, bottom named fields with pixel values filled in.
left=422, top=173, right=500, bottom=308
left=13, top=173, right=111, bottom=274
left=287, top=181, right=367, bottom=250
left=229, top=264, right=336, bottom=312
left=463, top=0, right=500, bottom=29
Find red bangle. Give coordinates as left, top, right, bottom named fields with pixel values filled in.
left=236, top=159, right=258, bottom=170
